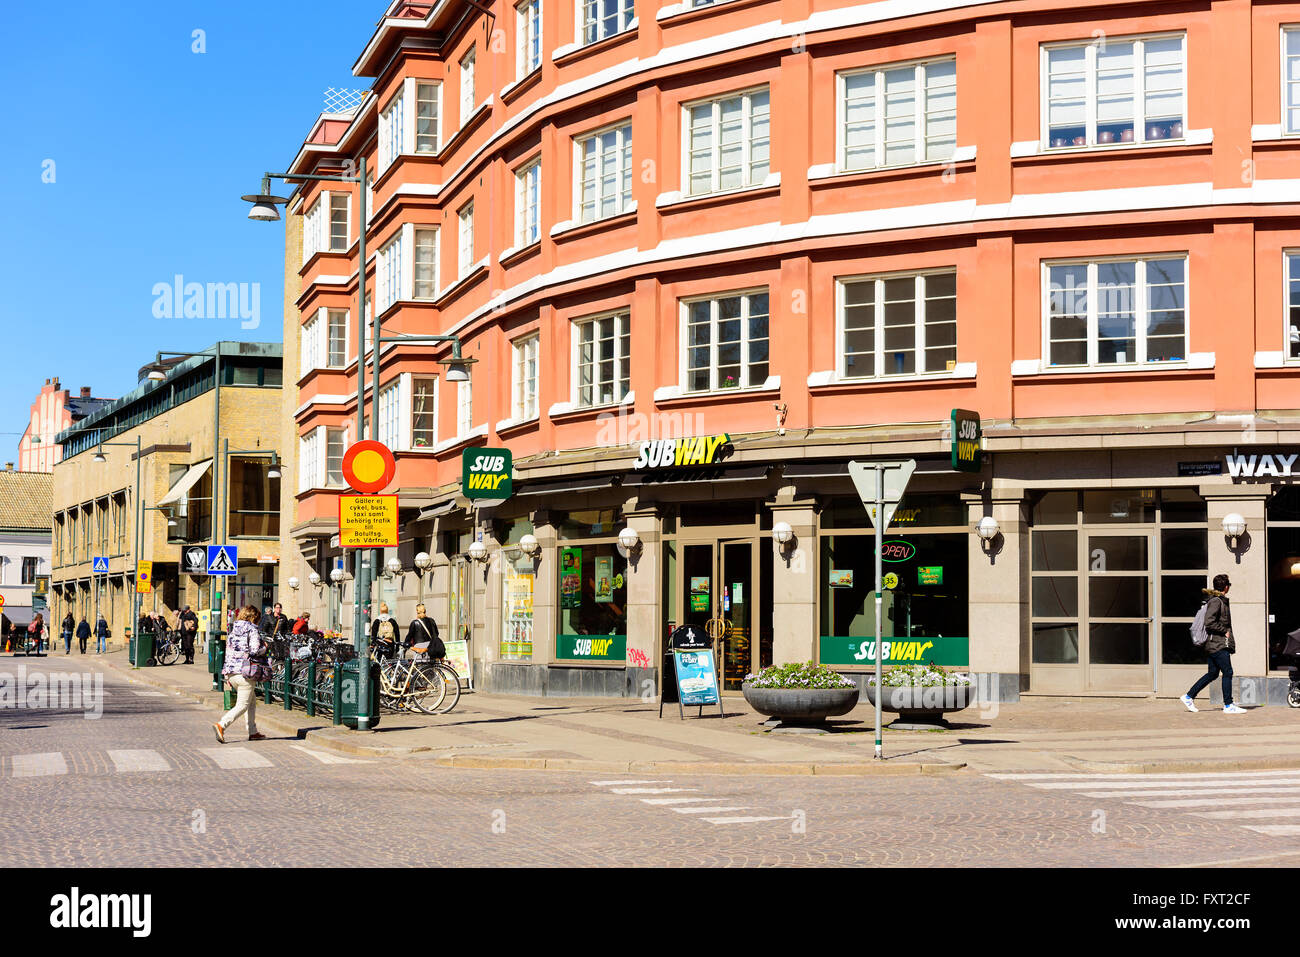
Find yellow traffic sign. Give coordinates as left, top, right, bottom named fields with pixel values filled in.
left=136, top=561, right=153, bottom=594
left=339, top=495, right=399, bottom=548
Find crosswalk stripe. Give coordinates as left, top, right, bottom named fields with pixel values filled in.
left=1025, top=777, right=1300, bottom=791
left=1079, top=785, right=1300, bottom=799
left=1190, top=807, right=1300, bottom=820
left=640, top=798, right=718, bottom=805
left=12, top=753, right=67, bottom=778
left=990, top=769, right=1300, bottom=782
left=701, top=815, right=792, bottom=824
left=1243, top=825, right=1300, bottom=836
left=1128, top=796, right=1300, bottom=809
left=590, top=780, right=665, bottom=786
left=107, top=749, right=170, bottom=773
left=131, top=691, right=167, bottom=697
left=610, top=787, right=698, bottom=795
left=670, top=806, right=754, bottom=814
left=201, top=747, right=273, bottom=770
left=289, top=745, right=372, bottom=765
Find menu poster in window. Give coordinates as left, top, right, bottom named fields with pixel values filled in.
left=560, top=548, right=582, bottom=609
left=595, top=556, right=614, bottom=603
left=689, top=576, right=710, bottom=612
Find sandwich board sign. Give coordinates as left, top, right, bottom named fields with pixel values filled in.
left=207, top=545, right=238, bottom=576
left=659, top=625, right=724, bottom=720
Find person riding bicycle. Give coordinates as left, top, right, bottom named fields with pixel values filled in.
left=370, top=603, right=401, bottom=661
left=404, top=603, right=445, bottom=660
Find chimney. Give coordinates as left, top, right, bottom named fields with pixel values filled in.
left=5, top=463, right=13, bottom=472
left=80, top=387, right=91, bottom=398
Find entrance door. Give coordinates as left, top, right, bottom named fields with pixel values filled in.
left=1084, top=532, right=1154, bottom=692
left=678, top=540, right=769, bottom=692
left=720, top=541, right=753, bottom=691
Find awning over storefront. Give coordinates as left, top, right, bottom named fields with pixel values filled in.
left=157, top=459, right=212, bottom=506
left=416, top=500, right=459, bottom=521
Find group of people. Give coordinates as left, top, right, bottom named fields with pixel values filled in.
left=56, top=612, right=108, bottom=655
left=3, top=612, right=48, bottom=654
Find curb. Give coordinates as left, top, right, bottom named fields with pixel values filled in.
left=1061, top=753, right=1300, bottom=774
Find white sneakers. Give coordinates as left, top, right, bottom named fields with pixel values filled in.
left=1180, top=694, right=1198, bottom=713
left=1223, top=703, right=1248, bottom=714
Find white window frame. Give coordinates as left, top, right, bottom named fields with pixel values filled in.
left=572, top=311, right=631, bottom=407
left=515, top=157, right=542, bottom=248
left=457, top=379, right=473, bottom=436
left=415, top=81, right=441, bottom=154
left=682, top=86, right=770, bottom=197
left=679, top=289, right=771, bottom=393
left=377, top=380, right=401, bottom=450
left=460, top=47, right=477, bottom=126
left=326, top=309, right=348, bottom=368
left=325, top=427, right=347, bottom=487
left=300, top=312, right=322, bottom=376
left=299, top=428, right=321, bottom=491
left=412, top=226, right=439, bottom=299
left=834, top=270, right=958, bottom=379
left=378, top=88, right=405, bottom=172
left=1285, top=249, right=1300, bottom=361
left=579, top=0, right=635, bottom=45
left=376, top=233, right=404, bottom=313
left=1041, top=254, right=1190, bottom=370
left=458, top=202, right=475, bottom=277
left=575, top=122, right=632, bottom=223
left=1284, top=27, right=1300, bottom=136
left=411, top=375, right=439, bottom=449
left=837, top=56, right=957, bottom=173
left=328, top=192, right=350, bottom=251
left=1040, top=32, right=1187, bottom=151
left=511, top=333, right=540, bottom=421
left=517, top=0, right=542, bottom=79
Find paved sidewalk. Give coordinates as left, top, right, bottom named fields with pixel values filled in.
left=88, top=651, right=1300, bottom=775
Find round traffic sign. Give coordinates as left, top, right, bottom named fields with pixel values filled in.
left=0, top=594, right=6, bottom=608
left=341, top=440, right=397, bottom=494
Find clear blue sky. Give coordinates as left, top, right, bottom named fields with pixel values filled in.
left=0, top=1, right=381, bottom=450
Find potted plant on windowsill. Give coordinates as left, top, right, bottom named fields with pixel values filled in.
left=742, top=661, right=859, bottom=730
left=864, top=665, right=975, bottom=730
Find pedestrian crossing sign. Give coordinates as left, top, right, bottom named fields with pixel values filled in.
left=92, top=557, right=109, bottom=574
left=207, top=545, right=238, bottom=576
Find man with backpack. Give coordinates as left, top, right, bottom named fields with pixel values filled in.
left=1182, top=574, right=1247, bottom=714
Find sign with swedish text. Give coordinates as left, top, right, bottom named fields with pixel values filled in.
left=819, top=635, right=969, bottom=668
left=556, top=634, right=627, bottom=662
left=339, top=495, right=399, bottom=548
left=462, top=447, right=512, bottom=500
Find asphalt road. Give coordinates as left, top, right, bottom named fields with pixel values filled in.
left=1, top=654, right=1299, bottom=868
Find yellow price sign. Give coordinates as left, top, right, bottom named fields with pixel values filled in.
left=339, top=495, right=399, bottom=548
left=883, top=572, right=899, bottom=590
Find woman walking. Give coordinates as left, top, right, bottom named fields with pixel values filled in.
left=75, top=616, right=91, bottom=655
left=214, top=606, right=269, bottom=744
left=95, top=615, right=109, bottom=654
left=61, top=612, right=75, bottom=655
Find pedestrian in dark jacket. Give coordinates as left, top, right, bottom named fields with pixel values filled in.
left=61, top=612, right=75, bottom=654
left=95, top=615, right=109, bottom=654
left=405, top=603, right=445, bottom=659
left=1182, top=574, right=1246, bottom=713
left=178, top=605, right=199, bottom=664
left=75, top=616, right=91, bottom=655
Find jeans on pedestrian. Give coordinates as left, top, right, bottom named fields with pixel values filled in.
left=63, top=634, right=71, bottom=654
left=1187, top=648, right=1234, bottom=706
left=218, top=674, right=258, bottom=736
left=96, top=636, right=106, bottom=653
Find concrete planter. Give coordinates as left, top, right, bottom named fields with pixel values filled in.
left=864, top=681, right=976, bottom=730
left=742, top=683, right=860, bottom=728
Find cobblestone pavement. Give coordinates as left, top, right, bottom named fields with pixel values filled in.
left=2, top=656, right=1299, bottom=867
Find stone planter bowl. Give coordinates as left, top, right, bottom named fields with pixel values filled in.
left=742, top=683, right=860, bottom=727
left=864, top=681, right=976, bottom=730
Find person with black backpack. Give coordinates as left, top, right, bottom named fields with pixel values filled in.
left=1182, top=574, right=1247, bottom=714
left=405, top=603, right=445, bottom=660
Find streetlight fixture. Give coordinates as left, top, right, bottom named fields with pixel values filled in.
left=385, top=556, right=403, bottom=578
left=307, top=572, right=322, bottom=588
left=467, top=540, right=488, bottom=564
left=90, top=436, right=144, bottom=665
left=377, top=333, right=476, bottom=382
left=1222, top=513, right=1247, bottom=549
left=413, top=552, right=433, bottom=573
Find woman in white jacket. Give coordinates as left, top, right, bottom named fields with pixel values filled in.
left=214, top=606, right=269, bottom=743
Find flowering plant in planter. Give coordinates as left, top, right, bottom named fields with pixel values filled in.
left=877, top=664, right=971, bottom=688
left=745, top=661, right=856, bottom=690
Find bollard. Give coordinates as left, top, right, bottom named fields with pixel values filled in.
left=332, top=667, right=342, bottom=727
left=306, top=660, right=316, bottom=717
left=283, top=663, right=292, bottom=711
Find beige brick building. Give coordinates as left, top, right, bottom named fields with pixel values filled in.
left=50, top=344, right=284, bottom=647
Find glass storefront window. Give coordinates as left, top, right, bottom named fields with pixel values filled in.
left=1160, top=488, right=1207, bottom=523
left=1032, top=490, right=1077, bottom=526
left=1032, top=623, right=1079, bottom=663
left=228, top=458, right=282, bottom=538
left=501, top=551, right=534, bottom=661
left=1083, top=489, right=1156, bottom=524
left=1267, top=526, right=1300, bottom=673
left=557, top=543, right=627, bottom=661
left=821, top=494, right=965, bottom=529
left=558, top=509, right=623, bottom=540
left=1032, top=530, right=1078, bottom=571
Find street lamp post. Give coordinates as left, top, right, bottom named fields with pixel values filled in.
left=92, top=436, right=143, bottom=664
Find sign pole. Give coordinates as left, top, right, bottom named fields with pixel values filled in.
left=874, top=465, right=884, bottom=760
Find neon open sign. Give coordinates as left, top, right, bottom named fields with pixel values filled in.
left=880, top=540, right=915, bottom=562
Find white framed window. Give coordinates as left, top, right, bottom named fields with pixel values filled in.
left=329, top=193, right=350, bottom=250
left=365, top=172, right=375, bottom=224
left=837, top=271, right=956, bottom=378
left=1285, top=28, right=1300, bottom=136
left=515, top=158, right=542, bottom=247
left=412, top=376, right=438, bottom=448
left=325, top=427, right=347, bottom=486
left=577, top=123, right=632, bottom=222
left=457, top=380, right=473, bottom=436
left=303, top=192, right=349, bottom=262
left=302, top=197, right=323, bottom=263
left=1285, top=251, right=1300, bottom=360
left=517, top=0, right=542, bottom=78
left=1044, top=256, right=1188, bottom=368
left=299, top=429, right=321, bottom=491
left=1042, top=33, right=1185, bottom=150
left=682, top=290, right=769, bottom=392
left=685, top=88, right=770, bottom=196
left=582, top=0, right=634, bottom=45
left=377, top=234, right=403, bottom=312
left=416, top=81, right=441, bottom=153
left=839, top=57, right=956, bottom=171
left=378, top=88, right=405, bottom=171
left=413, top=227, right=438, bottom=299
left=512, top=334, right=540, bottom=420
left=300, top=313, right=323, bottom=375
left=378, top=381, right=401, bottom=449
left=458, top=202, right=475, bottom=276
left=327, top=309, right=348, bottom=367
left=460, top=47, right=477, bottom=125
left=574, top=312, right=630, bottom=406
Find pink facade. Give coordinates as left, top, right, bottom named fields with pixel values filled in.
left=19, top=380, right=104, bottom=474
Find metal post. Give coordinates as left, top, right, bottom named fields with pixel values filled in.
left=211, top=352, right=223, bottom=690
left=354, top=154, right=372, bottom=731
left=132, top=436, right=142, bottom=667
left=874, top=465, right=884, bottom=760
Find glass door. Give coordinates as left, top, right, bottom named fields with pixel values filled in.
left=1085, top=532, right=1154, bottom=691
left=682, top=544, right=715, bottom=631
left=720, top=541, right=753, bottom=691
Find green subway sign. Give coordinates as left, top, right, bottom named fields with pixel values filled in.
left=819, top=636, right=969, bottom=667
left=462, top=447, right=513, bottom=500
left=556, top=634, right=627, bottom=661
left=951, top=408, right=982, bottom=473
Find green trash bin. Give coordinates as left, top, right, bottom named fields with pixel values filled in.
left=208, top=637, right=223, bottom=674
left=337, top=659, right=381, bottom=730
left=132, top=631, right=154, bottom=668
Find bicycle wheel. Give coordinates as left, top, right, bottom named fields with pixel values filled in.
left=376, top=660, right=403, bottom=712
left=429, top=662, right=462, bottom=714
left=406, top=664, right=446, bottom=714
left=158, top=640, right=181, bottom=666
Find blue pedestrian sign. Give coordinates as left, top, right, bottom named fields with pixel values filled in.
left=92, top=557, right=109, bottom=574
left=207, top=545, right=238, bottom=576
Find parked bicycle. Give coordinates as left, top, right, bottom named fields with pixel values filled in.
left=154, top=629, right=183, bottom=666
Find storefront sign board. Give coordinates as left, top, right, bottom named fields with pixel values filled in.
left=951, top=409, right=982, bottom=473
left=556, top=634, right=627, bottom=661
left=463, top=447, right=513, bottom=500
left=633, top=434, right=730, bottom=471
left=339, top=495, right=399, bottom=548
left=819, top=635, right=970, bottom=667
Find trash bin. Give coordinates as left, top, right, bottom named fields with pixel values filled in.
left=132, top=631, right=154, bottom=668
left=208, top=637, right=224, bottom=674
left=337, top=659, right=381, bottom=730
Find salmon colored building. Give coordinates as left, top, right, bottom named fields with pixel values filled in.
left=276, top=0, right=1300, bottom=704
